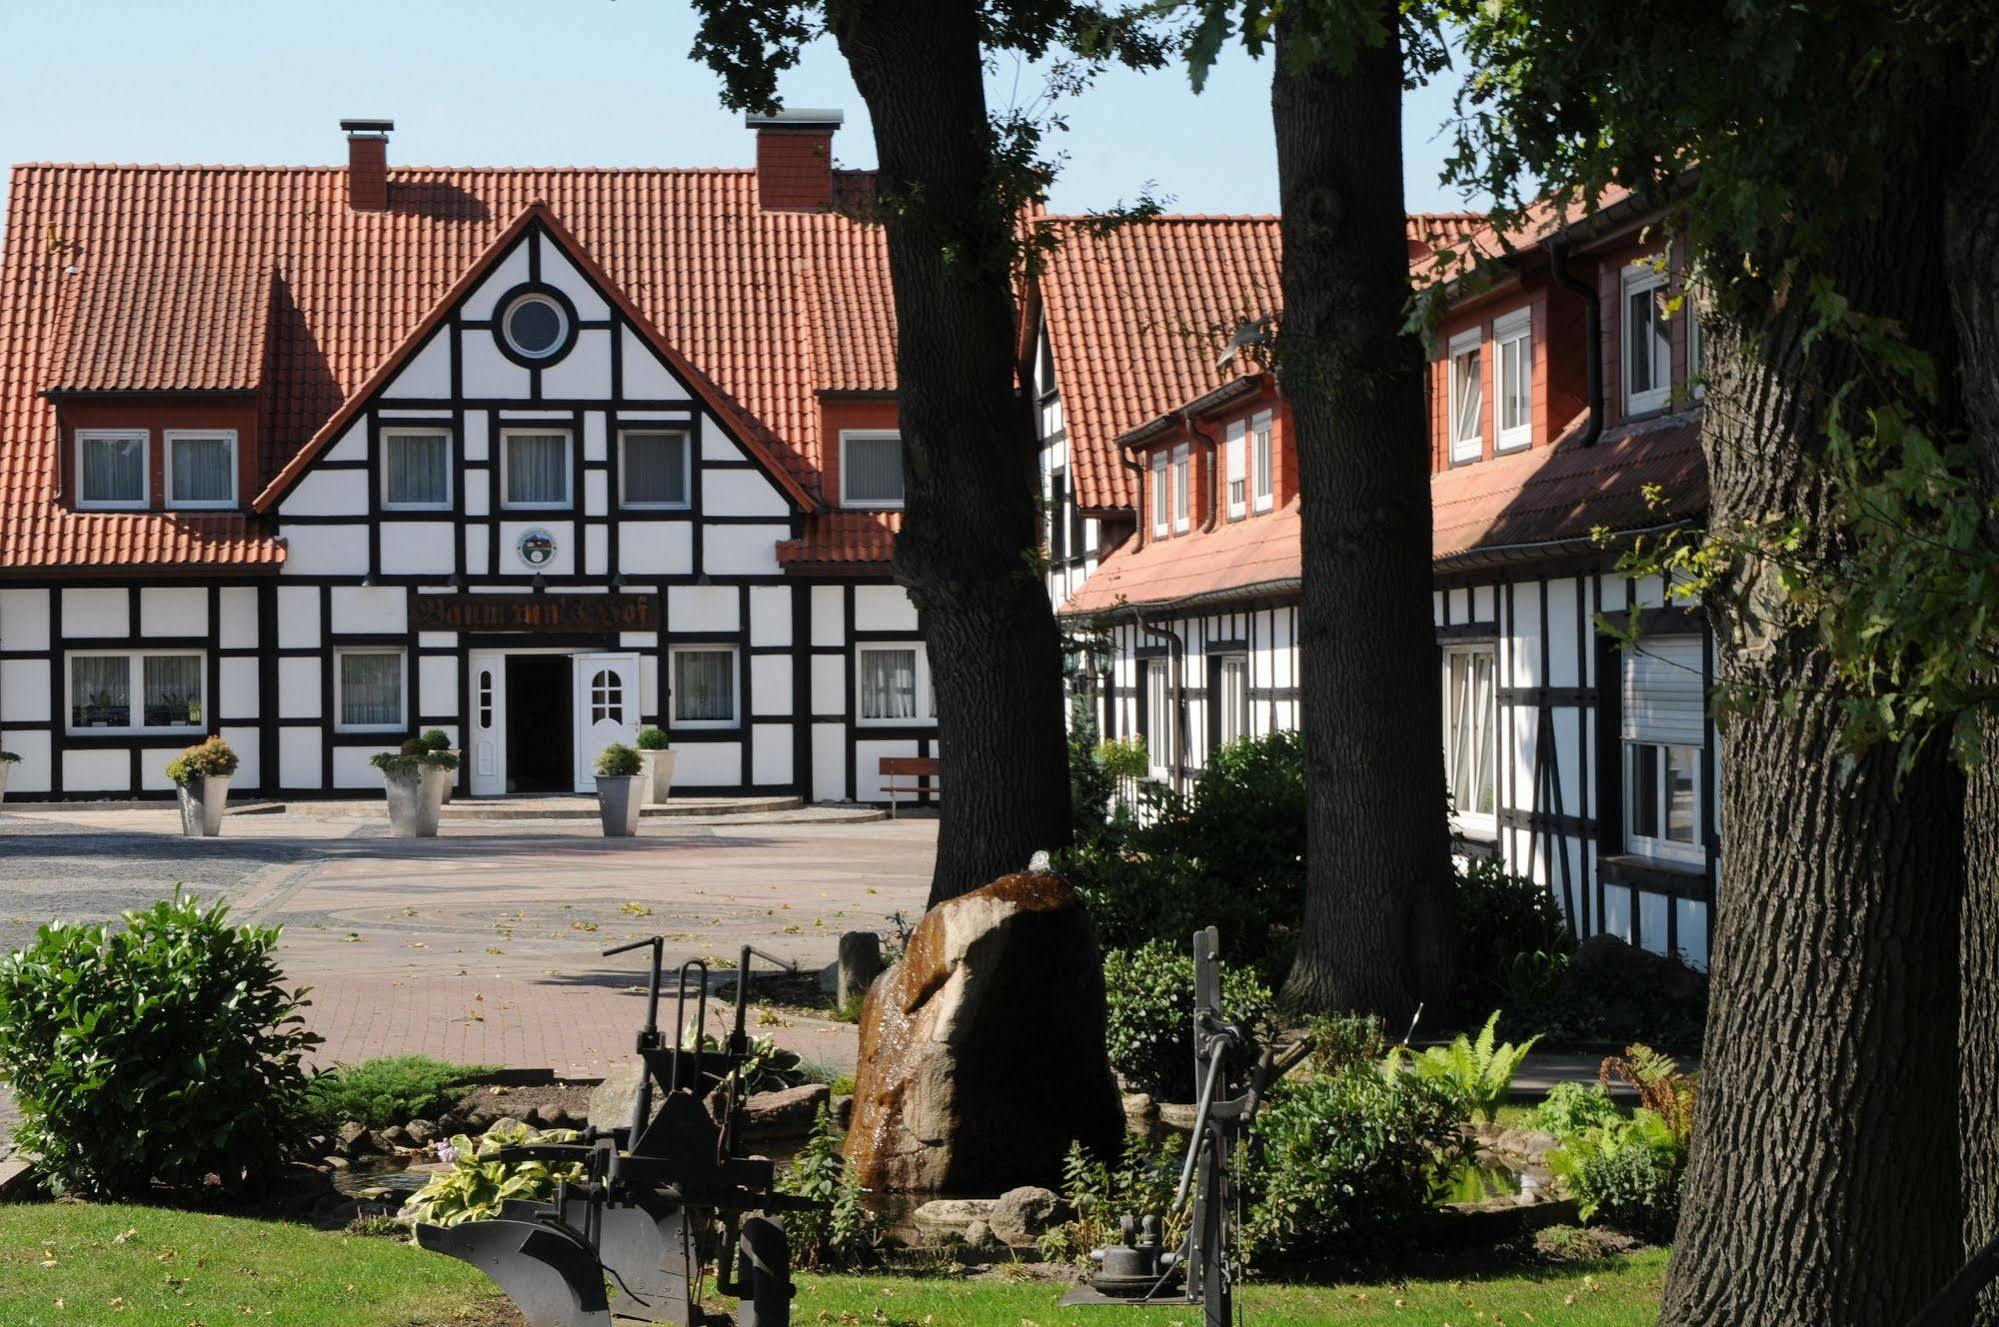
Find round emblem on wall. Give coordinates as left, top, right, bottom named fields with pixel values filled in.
left=516, top=528, right=558, bottom=568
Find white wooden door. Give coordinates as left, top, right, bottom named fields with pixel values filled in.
left=573, top=653, right=641, bottom=791
left=469, top=651, right=506, bottom=796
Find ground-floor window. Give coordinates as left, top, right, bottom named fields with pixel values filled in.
left=671, top=646, right=738, bottom=728
left=858, top=643, right=935, bottom=724
left=335, top=648, right=407, bottom=733
left=66, top=650, right=205, bottom=734
left=1214, top=653, right=1250, bottom=748
left=1619, top=635, right=1705, bottom=865
left=1443, top=642, right=1497, bottom=831
left=1144, top=659, right=1173, bottom=780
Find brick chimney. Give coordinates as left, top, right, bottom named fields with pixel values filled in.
left=340, top=118, right=394, bottom=212
left=746, top=109, right=843, bottom=211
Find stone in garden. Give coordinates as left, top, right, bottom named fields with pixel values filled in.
left=483, top=1116, right=525, bottom=1137
left=831, top=1094, right=854, bottom=1127
left=963, top=1219, right=996, bottom=1249
left=0, top=1160, right=36, bottom=1199
left=378, top=1124, right=415, bottom=1149
left=406, top=1119, right=439, bottom=1147
left=844, top=869, right=1124, bottom=1193
left=588, top=1062, right=652, bottom=1132
left=1156, top=1101, right=1199, bottom=1133
left=527, top=1104, right=563, bottom=1128
left=1122, top=1092, right=1158, bottom=1141
left=322, top=1155, right=351, bottom=1173
left=739, top=1083, right=829, bottom=1138
left=335, top=1122, right=371, bottom=1157
left=910, top=1197, right=995, bottom=1238
left=990, top=1185, right=1065, bottom=1246
left=837, top=930, right=883, bottom=1007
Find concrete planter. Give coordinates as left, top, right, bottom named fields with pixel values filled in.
left=420, top=762, right=455, bottom=818
left=640, top=749, right=675, bottom=804
left=597, top=775, right=644, bottom=837
left=440, top=751, right=461, bottom=802
left=384, top=767, right=441, bottom=838
left=175, top=774, right=230, bottom=837
left=0, top=761, right=10, bottom=806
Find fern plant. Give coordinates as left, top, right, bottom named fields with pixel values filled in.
left=1548, top=1107, right=1685, bottom=1234
left=1399, top=1010, right=1540, bottom=1123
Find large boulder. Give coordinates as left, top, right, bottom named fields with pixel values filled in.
left=990, top=1185, right=1066, bottom=1246
left=844, top=869, right=1124, bottom=1192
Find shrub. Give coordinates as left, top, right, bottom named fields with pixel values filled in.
left=309, top=1055, right=490, bottom=1129
left=163, top=735, right=239, bottom=784
left=775, top=1107, right=878, bottom=1269
left=1067, top=694, right=1116, bottom=835
left=1549, top=1108, right=1685, bottom=1237
left=370, top=742, right=458, bottom=775
left=0, top=892, right=321, bottom=1196
left=1526, top=1081, right=1623, bottom=1137
left=595, top=742, right=642, bottom=778
left=1244, top=1065, right=1469, bottom=1256
left=1094, top=736, right=1149, bottom=784
left=400, top=1124, right=586, bottom=1228
left=0, top=750, right=20, bottom=763
left=420, top=728, right=451, bottom=751
left=1501, top=935, right=1709, bottom=1050
left=1454, top=855, right=1577, bottom=1013
left=1042, top=1135, right=1186, bottom=1264
left=1305, top=1012, right=1390, bottom=1075
left=681, top=1029, right=812, bottom=1093
left=1399, top=1010, right=1539, bottom=1123
left=636, top=726, right=670, bottom=751
left=1104, top=940, right=1273, bottom=1100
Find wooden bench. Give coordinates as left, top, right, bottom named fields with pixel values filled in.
left=879, top=756, right=941, bottom=819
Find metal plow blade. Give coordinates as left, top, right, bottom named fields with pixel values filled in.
left=415, top=1219, right=613, bottom=1327
left=495, top=1196, right=697, bottom=1323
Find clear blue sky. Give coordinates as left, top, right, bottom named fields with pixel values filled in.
left=0, top=0, right=1480, bottom=219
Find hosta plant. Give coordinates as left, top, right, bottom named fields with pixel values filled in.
left=399, top=1124, right=586, bottom=1228
left=1398, top=1010, right=1540, bottom=1123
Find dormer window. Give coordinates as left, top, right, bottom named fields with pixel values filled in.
left=1225, top=419, right=1247, bottom=520
left=1494, top=311, right=1533, bottom=452
left=165, top=430, right=237, bottom=509
left=1171, top=443, right=1191, bottom=533
left=1622, top=262, right=1672, bottom=415
left=76, top=430, right=149, bottom=510
left=1251, top=410, right=1274, bottom=512
left=1448, top=331, right=1483, bottom=464
left=1151, top=451, right=1169, bottom=537
left=841, top=430, right=904, bottom=509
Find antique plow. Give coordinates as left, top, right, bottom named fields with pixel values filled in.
left=416, top=939, right=819, bottom=1327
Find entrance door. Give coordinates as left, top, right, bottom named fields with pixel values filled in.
left=573, top=653, right=642, bottom=791
left=509, top=655, right=575, bottom=794
left=468, top=651, right=506, bottom=797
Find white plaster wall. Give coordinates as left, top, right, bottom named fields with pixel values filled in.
left=282, top=525, right=370, bottom=576
left=811, top=655, right=844, bottom=718
left=583, top=412, right=607, bottom=463
left=464, top=411, right=490, bottom=462
left=752, top=723, right=792, bottom=786
left=538, top=241, right=611, bottom=321
left=330, top=586, right=407, bottom=635
left=810, top=587, right=844, bottom=647
left=277, top=585, right=321, bottom=648
left=704, top=524, right=785, bottom=576
left=812, top=722, right=847, bottom=801
left=380, top=523, right=456, bottom=577
left=140, top=748, right=185, bottom=793
left=0, top=588, right=50, bottom=651
left=63, top=588, right=128, bottom=638
left=334, top=745, right=395, bottom=789
left=542, top=328, right=612, bottom=398
left=462, top=336, right=530, bottom=399
left=420, top=655, right=458, bottom=716
left=700, top=417, right=742, bottom=462
left=668, top=585, right=739, bottom=632
left=138, top=587, right=206, bottom=639
left=618, top=521, right=695, bottom=576
left=750, top=656, right=792, bottom=716
left=584, top=524, right=609, bottom=576
left=217, top=658, right=259, bottom=721
left=220, top=725, right=259, bottom=790
left=853, top=585, right=919, bottom=633
left=855, top=739, right=921, bottom=802
left=281, top=469, right=370, bottom=517
left=461, top=242, right=531, bottom=321
left=703, top=470, right=790, bottom=518
left=324, top=420, right=368, bottom=464
left=672, top=741, right=739, bottom=787
left=387, top=330, right=452, bottom=398
left=3, top=731, right=50, bottom=793
left=1, top=659, right=50, bottom=722
left=219, top=588, right=259, bottom=649
left=278, top=658, right=321, bottom=719
left=279, top=727, right=322, bottom=790
left=63, top=748, right=127, bottom=792
left=464, top=528, right=492, bottom=577
left=621, top=327, right=688, bottom=401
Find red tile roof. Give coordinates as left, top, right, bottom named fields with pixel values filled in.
left=0, top=163, right=893, bottom=569
left=48, top=263, right=273, bottom=395
left=1063, top=499, right=1302, bottom=614
left=776, top=510, right=900, bottom=568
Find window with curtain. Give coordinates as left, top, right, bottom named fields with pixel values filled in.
left=1171, top=444, right=1191, bottom=532
left=859, top=646, right=930, bottom=723
left=1251, top=410, right=1274, bottom=511
left=672, top=648, right=736, bottom=725
left=622, top=430, right=690, bottom=507
left=1620, top=635, right=1706, bottom=864
left=337, top=650, right=404, bottom=731
left=1443, top=644, right=1498, bottom=827
left=1151, top=454, right=1169, bottom=535
left=70, top=655, right=133, bottom=729
left=1449, top=336, right=1484, bottom=463
left=1623, top=265, right=1673, bottom=414
left=1496, top=314, right=1533, bottom=450
left=77, top=431, right=147, bottom=508
left=841, top=432, right=903, bottom=507
left=1144, top=661, right=1173, bottom=779
left=167, top=431, right=236, bottom=507
left=504, top=431, right=571, bottom=507
left=1225, top=419, right=1247, bottom=518
left=143, top=654, right=203, bottom=727
left=384, top=430, right=451, bottom=509
left=68, top=651, right=204, bottom=733
left=1216, top=654, right=1250, bottom=748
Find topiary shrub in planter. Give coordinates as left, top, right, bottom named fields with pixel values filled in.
left=1104, top=940, right=1272, bottom=1100
left=0, top=748, right=19, bottom=805
left=594, top=743, right=644, bottom=836
left=0, top=892, right=321, bottom=1197
left=371, top=740, right=459, bottom=838
left=635, top=726, right=675, bottom=805
left=420, top=728, right=460, bottom=802
left=165, top=736, right=239, bottom=838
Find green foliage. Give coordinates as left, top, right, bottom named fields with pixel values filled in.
left=399, top=1124, right=586, bottom=1228
left=1103, top=940, right=1273, bottom=1099
left=1244, top=1065, right=1470, bottom=1257
left=1397, top=1011, right=1539, bottom=1124
left=775, top=1106, right=878, bottom=1270
left=163, top=735, right=239, bottom=785
left=1500, top=936, right=1708, bottom=1051
left=1549, top=1108, right=1685, bottom=1238
left=1063, top=730, right=1306, bottom=984
left=1453, top=855, right=1576, bottom=1013
left=0, top=750, right=19, bottom=763
left=369, top=742, right=459, bottom=775
left=1526, top=1081, right=1623, bottom=1139
left=1041, top=1135, right=1186, bottom=1264
left=681, top=1028, right=813, bottom=1094
left=0, top=891, right=321, bottom=1197
left=594, top=742, right=642, bottom=778
left=635, top=726, right=670, bottom=751
left=1067, top=693, right=1116, bottom=835
left=419, top=729, right=451, bottom=752
left=308, top=1056, right=489, bottom=1129
left=1304, top=1011, right=1389, bottom=1075
left=1094, top=735, right=1150, bottom=784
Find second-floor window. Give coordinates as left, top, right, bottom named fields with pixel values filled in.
left=1171, top=444, right=1191, bottom=533
left=1495, top=311, right=1533, bottom=451
left=502, top=429, right=572, bottom=509
left=1623, top=263, right=1673, bottom=415
left=841, top=430, right=904, bottom=509
left=383, top=428, right=451, bottom=510
left=1225, top=419, right=1247, bottom=519
left=621, top=428, right=691, bottom=508
left=1048, top=467, right=1068, bottom=560
left=165, top=430, right=237, bottom=509
left=76, top=429, right=148, bottom=510
left=1449, top=332, right=1483, bottom=464
left=1151, top=452, right=1170, bottom=537
left=1251, top=410, right=1274, bottom=512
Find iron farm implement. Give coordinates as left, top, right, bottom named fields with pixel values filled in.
left=415, top=939, right=819, bottom=1327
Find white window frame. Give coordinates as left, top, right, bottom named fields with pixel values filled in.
left=1624, top=741, right=1705, bottom=867
left=1215, top=652, right=1250, bottom=749
left=1493, top=310, right=1533, bottom=453
left=838, top=429, right=905, bottom=510
left=1442, top=641, right=1499, bottom=835
left=1225, top=419, right=1247, bottom=520
left=380, top=427, right=453, bottom=512
left=162, top=429, right=238, bottom=509
left=1144, top=659, right=1174, bottom=780
left=1251, top=409, right=1275, bottom=513
left=64, top=649, right=207, bottom=736
left=499, top=427, right=574, bottom=511
left=1150, top=451, right=1170, bottom=537
left=1620, top=635, right=1707, bottom=866
left=332, top=647, right=408, bottom=734
left=1171, top=443, right=1191, bottom=533
left=74, top=429, right=150, bottom=511
left=1622, top=262, right=1673, bottom=416
left=1448, top=330, right=1484, bottom=465
left=618, top=427, right=693, bottom=510
left=855, top=641, right=936, bottom=727
left=669, top=644, right=740, bottom=730
left=500, top=291, right=570, bottom=361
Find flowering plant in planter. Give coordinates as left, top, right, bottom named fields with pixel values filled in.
left=165, top=737, right=240, bottom=837
left=164, top=736, right=239, bottom=785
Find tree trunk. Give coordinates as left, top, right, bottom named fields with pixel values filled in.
left=827, top=0, right=1072, bottom=906
left=1946, top=58, right=1999, bottom=1325
left=1659, top=142, right=1965, bottom=1324
left=1270, top=6, right=1454, bottom=1023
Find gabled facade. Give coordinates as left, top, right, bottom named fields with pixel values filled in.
left=0, top=118, right=937, bottom=804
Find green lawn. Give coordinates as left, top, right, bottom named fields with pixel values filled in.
left=0, top=1202, right=1669, bottom=1327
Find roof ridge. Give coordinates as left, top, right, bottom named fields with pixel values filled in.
left=9, top=162, right=878, bottom=178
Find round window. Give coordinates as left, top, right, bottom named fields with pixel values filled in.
left=502, top=293, right=568, bottom=360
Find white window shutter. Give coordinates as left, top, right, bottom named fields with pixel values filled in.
left=1621, top=636, right=1706, bottom=746
left=1226, top=421, right=1246, bottom=484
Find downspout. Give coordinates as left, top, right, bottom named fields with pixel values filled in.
left=1544, top=232, right=1604, bottom=447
